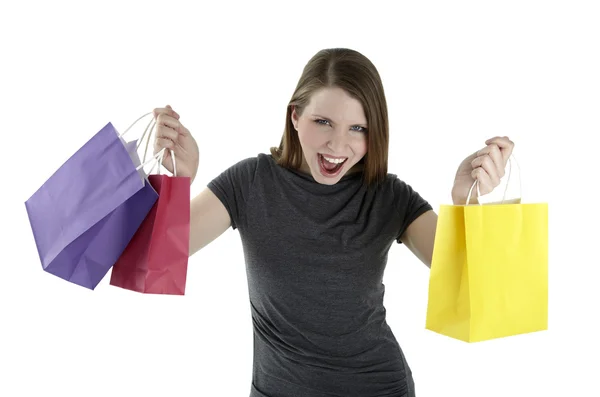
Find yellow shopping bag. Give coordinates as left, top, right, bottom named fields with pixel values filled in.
left=425, top=156, right=548, bottom=342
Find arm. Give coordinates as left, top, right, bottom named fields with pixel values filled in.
left=189, top=187, right=232, bottom=256
left=399, top=210, right=437, bottom=268
left=399, top=192, right=470, bottom=268
left=402, top=137, right=516, bottom=268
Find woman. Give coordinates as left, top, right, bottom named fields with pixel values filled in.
left=152, top=48, right=514, bottom=397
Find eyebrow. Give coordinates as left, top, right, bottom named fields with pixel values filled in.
left=311, top=114, right=368, bottom=127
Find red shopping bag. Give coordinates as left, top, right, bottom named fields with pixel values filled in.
left=109, top=167, right=190, bottom=295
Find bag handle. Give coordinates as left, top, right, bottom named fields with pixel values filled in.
left=119, top=112, right=154, bottom=141
left=136, top=147, right=165, bottom=172
left=150, top=144, right=178, bottom=177
left=465, top=153, right=522, bottom=205
left=122, top=112, right=177, bottom=177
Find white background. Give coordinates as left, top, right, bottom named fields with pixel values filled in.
left=1, top=1, right=599, bottom=396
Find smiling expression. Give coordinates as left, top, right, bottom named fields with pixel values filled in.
left=291, top=87, right=368, bottom=185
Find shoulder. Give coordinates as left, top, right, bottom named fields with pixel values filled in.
left=222, top=153, right=270, bottom=176
left=215, top=152, right=282, bottom=186
left=233, top=153, right=274, bottom=169
left=385, top=172, right=431, bottom=209
left=385, top=173, right=412, bottom=197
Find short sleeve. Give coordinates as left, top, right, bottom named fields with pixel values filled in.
left=392, top=177, right=433, bottom=244
left=207, top=156, right=258, bottom=230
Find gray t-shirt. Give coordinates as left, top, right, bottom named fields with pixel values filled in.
left=208, top=153, right=432, bottom=397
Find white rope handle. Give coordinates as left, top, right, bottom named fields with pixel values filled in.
left=138, top=114, right=178, bottom=177
left=135, top=147, right=177, bottom=177
left=152, top=148, right=177, bottom=177
left=466, top=154, right=522, bottom=205
left=172, top=148, right=177, bottom=177
left=135, top=147, right=166, bottom=172
left=140, top=119, right=156, bottom=163
left=118, top=111, right=158, bottom=159
left=120, top=112, right=153, bottom=139
left=121, top=112, right=178, bottom=177
left=118, top=111, right=155, bottom=163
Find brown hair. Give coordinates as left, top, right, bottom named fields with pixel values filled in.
left=270, top=48, right=389, bottom=188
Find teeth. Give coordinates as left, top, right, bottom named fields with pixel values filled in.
left=323, top=155, right=346, bottom=164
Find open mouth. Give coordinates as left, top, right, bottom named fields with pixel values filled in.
left=318, top=153, right=348, bottom=177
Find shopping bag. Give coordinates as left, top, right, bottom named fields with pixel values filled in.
left=25, top=113, right=161, bottom=290
left=109, top=148, right=191, bottom=295
left=425, top=156, right=548, bottom=342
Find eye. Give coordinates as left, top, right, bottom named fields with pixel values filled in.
left=314, top=118, right=330, bottom=126
left=351, top=125, right=368, bottom=134
left=314, top=119, right=368, bottom=133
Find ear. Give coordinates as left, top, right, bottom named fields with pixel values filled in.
left=290, top=105, right=299, bottom=130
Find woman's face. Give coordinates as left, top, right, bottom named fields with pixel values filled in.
left=291, top=87, right=368, bottom=185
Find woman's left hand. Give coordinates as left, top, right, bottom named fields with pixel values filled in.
left=451, top=136, right=515, bottom=204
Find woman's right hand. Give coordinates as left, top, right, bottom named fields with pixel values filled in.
left=153, top=105, right=199, bottom=184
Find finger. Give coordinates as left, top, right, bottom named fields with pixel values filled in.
left=480, top=155, right=501, bottom=187
left=153, top=107, right=179, bottom=119
left=156, top=113, right=182, bottom=134
left=471, top=167, right=494, bottom=195
left=475, top=144, right=505, bottom=178
left=472, top=154, right=501, bottom=186
left=159, top=115, right=191, bottom=137
left=156, top=123, right=178, bottom=142
left=155, top=136, right=176, bottom=149
left=154, top=136, right=176, bottom=157
left=485, top=136, right=514, bottom=161
left=153, top=105, right=180, bottom=120
left=165, top=105, right=181, bottom=119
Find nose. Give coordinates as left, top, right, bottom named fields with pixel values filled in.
left=327, top=128, right=348, bottom=153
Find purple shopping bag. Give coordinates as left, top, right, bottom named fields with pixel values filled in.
left=25, top=118, right=159, bottom=290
